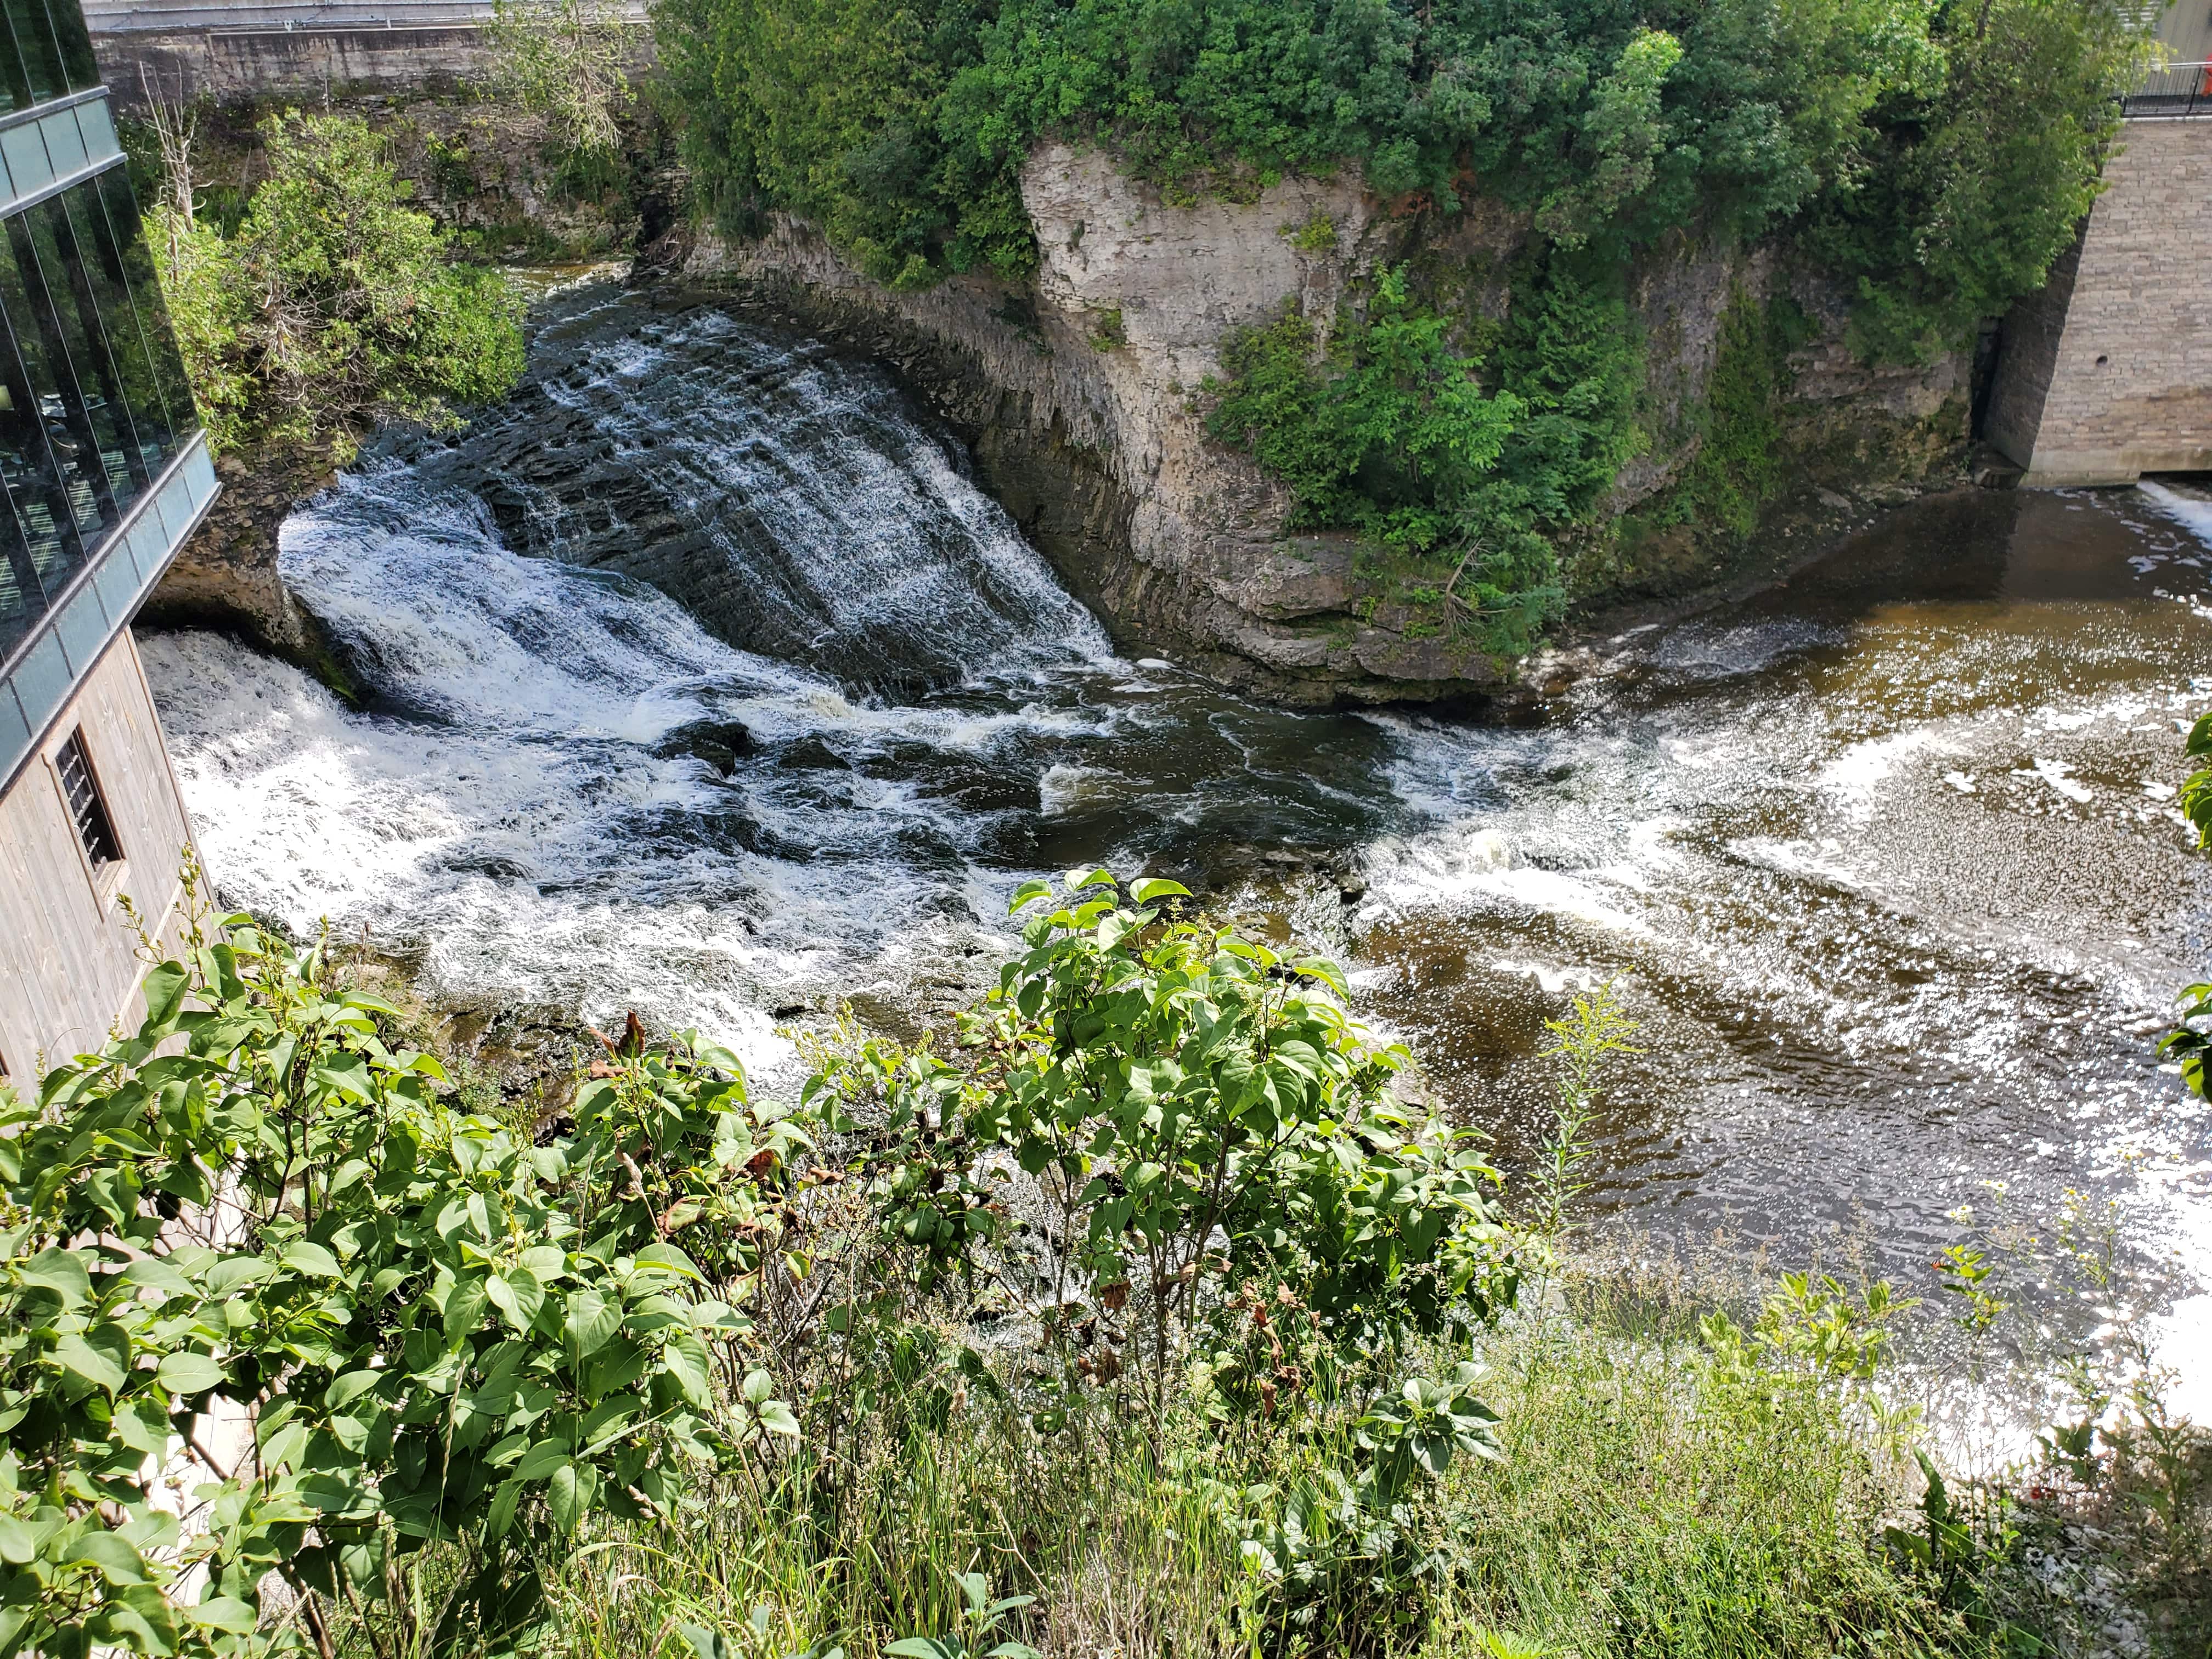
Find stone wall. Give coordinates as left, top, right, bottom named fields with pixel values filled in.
left=96, top=20, right=652, bottom=111
left=1985, top=117, right=2212, bottom=486
left=100, top=25, right=499, bottom=108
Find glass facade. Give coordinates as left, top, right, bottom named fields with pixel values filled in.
left=0, top=0, right=95, bottom=115
left=0, top=167, right=201, bottom=664
left=0, top=4, right=217, bottom=790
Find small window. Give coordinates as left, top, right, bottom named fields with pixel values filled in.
left=55, top=729, right=118, bottom=867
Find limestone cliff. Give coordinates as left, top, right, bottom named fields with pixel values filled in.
left=147, top=103, right=1970, bottom=709
left=675, top=142, right=1971, bottom=706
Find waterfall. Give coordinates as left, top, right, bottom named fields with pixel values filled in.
left=140, top=284, right=2212, bottom=1331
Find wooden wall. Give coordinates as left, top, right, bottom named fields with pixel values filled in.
left=0, top=628, right=198, bottom=1082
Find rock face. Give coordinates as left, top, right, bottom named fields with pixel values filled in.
left=678, top=142, right=1970, bottom=705
left=138, top=446, right=353, bottom=693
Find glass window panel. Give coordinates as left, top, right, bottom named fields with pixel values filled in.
left=17, top=195, right=145, bottom=519
left=0, top=681, right=29, bottom=771
left=0, top=213, right=116, bottom=557
left=52, top=566, right=101, bottom=672
left=60, top=179, right=176, bottom=474
left=37, top=100, right=85, bottom=178
left=0, top=121, right=50, bottom=199
left=0, top=486, right=41, bottom=661
left=7, top=623, right=65, bottom=729
left=2, top=0, right=69, bottom=108
left=93, top=168, right=199, bottom=444
left=72, top=98, right=115, bottom=166
left=0, top=226, right=84, bottom=607
left=90, top=518, right=133, bottom=619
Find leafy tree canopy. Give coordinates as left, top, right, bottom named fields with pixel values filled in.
left=656, top=0, right=2151, bottom=352
left=152, top=112, right=526, bottom=459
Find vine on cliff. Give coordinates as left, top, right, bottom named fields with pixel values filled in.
left=1638, top=286, right=1815, bottom=545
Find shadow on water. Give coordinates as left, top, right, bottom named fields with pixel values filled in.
left=138, top=281, right=2212, bottom=1341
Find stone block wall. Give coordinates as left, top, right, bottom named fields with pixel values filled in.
left=100, top=25, right=497, bottom=106
left=1985, top=117, right=2212, bottom=486
left=97, top=21, right=651, bottom=110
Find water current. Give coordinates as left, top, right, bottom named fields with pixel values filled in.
left=139, top=281, right=2212, bottom=1398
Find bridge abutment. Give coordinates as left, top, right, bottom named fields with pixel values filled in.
left=1986, top=116, right=2212, bottom=487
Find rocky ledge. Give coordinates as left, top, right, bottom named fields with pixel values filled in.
left=668, top=141, right=1972, bottom=708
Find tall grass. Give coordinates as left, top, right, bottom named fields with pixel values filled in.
left=336, top=1290, right=1982, bottom=1659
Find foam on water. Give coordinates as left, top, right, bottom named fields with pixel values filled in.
left=141, top=294, right=2212, bottom=1370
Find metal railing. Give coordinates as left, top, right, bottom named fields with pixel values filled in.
left=2121, top=60, right=2212, bottom=117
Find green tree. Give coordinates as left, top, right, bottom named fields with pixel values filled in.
left=1804, top=0, right=2155, bottom=361
left=152, top=111, right=524, bottom=459
left=485, top=0, right=636, bottom=157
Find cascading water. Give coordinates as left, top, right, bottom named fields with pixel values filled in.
left=143, top=281, right=2211, bottom=1400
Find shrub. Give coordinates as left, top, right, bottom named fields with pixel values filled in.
left=0, top=868, right=1522, bottom=1655
left=0, top=883, right=805, bottom=1658
left=1204, top=257, right=1640, bottom=652
left=151, top=111, right=525, bottom=459
left=806, top=868, right=1520, bottom=1422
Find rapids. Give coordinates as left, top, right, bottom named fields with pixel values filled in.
left=140, top=281, right=2212, bottom=1386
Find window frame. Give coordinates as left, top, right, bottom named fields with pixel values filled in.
left=46, top=719, right=123, bottom=901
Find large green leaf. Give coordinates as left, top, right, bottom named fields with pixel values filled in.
left=66, top=1532, right=149, bottom=1587
left=156, top=1352, right=227, bottom=1396
left=52, top=1333, right=126, bottom=1395
left=564, top=1289, right=620, bottom=1357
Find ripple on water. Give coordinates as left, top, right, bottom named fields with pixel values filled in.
left=142, top=287, right=2212, bottom=1367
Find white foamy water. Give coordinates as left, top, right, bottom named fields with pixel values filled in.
left=143, top=289, right=2212, bottom=1375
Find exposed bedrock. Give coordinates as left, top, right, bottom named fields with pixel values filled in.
left=673, top=141, right=1971, bottom=707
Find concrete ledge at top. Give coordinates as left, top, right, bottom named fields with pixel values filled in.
left=2015, top=445, right=2212, bottom=489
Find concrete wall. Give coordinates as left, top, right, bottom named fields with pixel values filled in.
left=95, top=7, right=653, bottom=109
left=0, top=629, right=196, bottom=1081
left=1985, top=118, right=2212, bottom=487
left=100, top=24, right=499, bottom=107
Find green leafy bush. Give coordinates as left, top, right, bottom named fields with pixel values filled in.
left=485, top=0, right=635, bottom=158
left=0, top=894, right=805, bottom=1658
left=1206, top=269, right=1520, bottom=556
left=807, top=867, right=1519, bottom=1421
left=1205, top=257, right=1640, bottom=652
left=152, top=111, right=525, bottom=459
left=0, top=868, right=1528, bottom=1655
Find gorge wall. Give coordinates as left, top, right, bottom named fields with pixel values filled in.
left=128, top=77, right=1972, bottom=708
left=673, top=142, right=1971, bottom=706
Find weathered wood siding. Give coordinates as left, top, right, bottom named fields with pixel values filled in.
left=0, top=628, right=197, bottom=1080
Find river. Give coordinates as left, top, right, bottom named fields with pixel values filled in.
left=139, top=280, right=2212, bottom=1398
